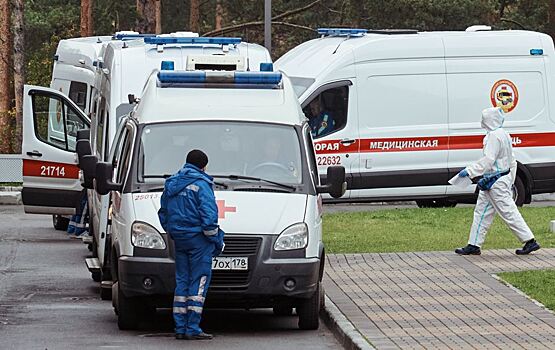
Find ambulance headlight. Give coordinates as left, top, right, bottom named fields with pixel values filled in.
left=274, top=223, right=308, bottom=251
left=131, top=222, right=166, bottom=250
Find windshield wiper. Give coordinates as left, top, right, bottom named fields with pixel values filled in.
left=141, top=175, right=228, bottom=189
left=212, top=174, right=296, bottom=191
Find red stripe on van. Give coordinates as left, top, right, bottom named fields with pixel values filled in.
left=23, top=159, right=79, bottom=179
left=315, top=132, right=555, bottom=154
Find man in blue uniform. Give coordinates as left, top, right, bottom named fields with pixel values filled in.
left=308, top=98, right=335, bottom=138
left=158, top=150, right=224, bottom=340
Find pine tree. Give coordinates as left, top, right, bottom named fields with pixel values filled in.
left=0, top=0, right=12, bottom=153
left=13, top=0, right=24, bottom=154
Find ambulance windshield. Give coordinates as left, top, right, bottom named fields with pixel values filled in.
left=138, top=121, right=303, bottom=185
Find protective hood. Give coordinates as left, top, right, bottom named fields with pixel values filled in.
left=163, top=163, right=213, bottom=197
left=481, top=107, right=504, bottom=131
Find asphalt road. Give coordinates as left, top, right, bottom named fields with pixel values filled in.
left=0, top=205, right=341, bottom=350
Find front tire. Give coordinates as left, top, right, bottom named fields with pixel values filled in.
left=297, top=282, right=322, bottom=330
left=52, top=215, right=69, bottom=231
left=513, top=175, right=525, bottom=207
left=117, top=281, right=141, bottom=330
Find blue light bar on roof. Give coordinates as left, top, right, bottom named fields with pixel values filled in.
left=158, top=71, right=282, bottom=85
left=317, top=28, right=368, bottom=37
left=113, top=33, right=155, bottom=40
left=530, top=48, right=544, bottom=55
left=144, top=37, right=242, bottom=45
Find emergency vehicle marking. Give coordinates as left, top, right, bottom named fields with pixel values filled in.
left=22, top=159, right=79, bottom=179
left=217, top=199, right=236, bottom=219
left=490, top=79, right=519, bottom=113
left=133, top=193, right=162, bottom=201
left=314, top=132, right=555, bottom=155
left=317, top=155, right=341, bottom=166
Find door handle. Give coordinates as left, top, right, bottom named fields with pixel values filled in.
left=340, top=138, right=356, bottom=145
left=26, top=151, right=42, bottom=157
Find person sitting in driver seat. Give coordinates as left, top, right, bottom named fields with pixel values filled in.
left=308, top=98, right=335, bottom=138
left=249, top=136, right=297, bottom=179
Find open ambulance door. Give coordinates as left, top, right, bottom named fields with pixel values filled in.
left=22, top=85, right=90, bottom=215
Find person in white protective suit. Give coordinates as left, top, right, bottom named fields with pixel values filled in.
left=455, top=107, right=540, bottom=255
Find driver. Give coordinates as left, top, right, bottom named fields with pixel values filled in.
left=308, top=98, right=335, bottom=138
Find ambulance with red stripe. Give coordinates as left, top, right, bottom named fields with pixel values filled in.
left=275, top=27, right=555, bottom=207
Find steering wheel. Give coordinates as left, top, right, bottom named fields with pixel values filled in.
left=250, top=162, right=292, bottom=178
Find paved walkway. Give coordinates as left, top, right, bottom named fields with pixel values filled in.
left=324, top=248, right=555, bottom=349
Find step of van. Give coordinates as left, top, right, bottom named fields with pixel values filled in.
left=101, top=280, right=113, bottom=289
left=85, top=257, right=101, bottom=273
left=82, top=235, right=93, bottom=244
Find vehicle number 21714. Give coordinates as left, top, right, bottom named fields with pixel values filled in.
left=40, top=165, right=65, bottom=177
left=317, top=155, right=341, bottom=166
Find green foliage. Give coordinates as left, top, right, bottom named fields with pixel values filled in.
left=499, top=269, right=555, bottom=311
left=323, top=206, right=555, bottom=253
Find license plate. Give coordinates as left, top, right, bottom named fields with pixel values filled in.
left=212, top=257, right=248, bottom=271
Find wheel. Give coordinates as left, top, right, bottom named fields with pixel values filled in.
left=513, top=175, right=525, bottom=207
left=117, top=281, right=141, bottom=330
left=273, top=305, right=293, bottom=316
left=297, top=282, right=321, bottom=330
left=91, top=270, right=101, bottom=282
left=100, top=285, right=112, bottom=300
left=52, top=215, right=69, bottom=231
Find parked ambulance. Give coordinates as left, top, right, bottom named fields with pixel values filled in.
left=275, top=27, right=555, bottom=207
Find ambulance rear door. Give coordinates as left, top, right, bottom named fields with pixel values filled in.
left=21, top=85, right=90, bottom=215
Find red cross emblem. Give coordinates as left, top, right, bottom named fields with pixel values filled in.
left=217, top=200, right=236, bottom=219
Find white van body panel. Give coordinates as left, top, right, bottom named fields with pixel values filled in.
left=276, top=29, right=555, bottom=203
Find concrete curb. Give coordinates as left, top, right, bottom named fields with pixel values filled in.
left=0, top=191, right=21, bottom=205
left=321, top=295, right=374, bottom=350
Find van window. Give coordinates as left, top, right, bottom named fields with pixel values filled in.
left=32, top=94, right=87, bottom=152
left=116, top=131, right=133, bottom=184
left=68, top=82, right=88, bottom=112
left=302, top=86, right=349, bottom=139
left=96, top=98, right=106, bottom=158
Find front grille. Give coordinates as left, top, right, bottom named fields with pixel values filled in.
left=220, top=236, right=261, bottom=256
left=210, top=235, right=261, bottom=291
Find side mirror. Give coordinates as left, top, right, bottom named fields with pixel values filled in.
left=81, top=155, right=98, bottom=189
left=76, top=129, right=90, bottom=141
left=317, top=166, right=347, bottom=199
left=76, top=139, right=92, bottom=167
left=95, top=162, right=121, bottom=195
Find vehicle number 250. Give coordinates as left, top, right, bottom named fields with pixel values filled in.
left=317, top=156, right=341, bottom=166
left=40, top=165, right=66, bottom=177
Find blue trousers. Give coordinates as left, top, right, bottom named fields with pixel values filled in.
left=171, top=232, right=213, bottom=335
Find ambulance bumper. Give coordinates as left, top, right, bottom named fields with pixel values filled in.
left=117, top=255, right=322, bottom=303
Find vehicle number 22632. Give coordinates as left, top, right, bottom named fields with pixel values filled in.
left=317, top=155, right=341, bottom=166
left=40, top=165, right=66, bottom=177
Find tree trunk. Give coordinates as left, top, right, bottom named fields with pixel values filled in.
left=548, top=0, right=555, bottom=42
left=215, top=0, right=223, bottom=31
left=87, top=0, right=93, bottom=36
left=136, top=0, right=156, bottom=33
left=0, top=0, right=12, bottom=153
left=155, top=0, right=161, bottom=34
left=80, top=0, right=89, bottom=36
left=190, top=0, right=200, bottom=33
left=12, top=0, right=24, bottom=154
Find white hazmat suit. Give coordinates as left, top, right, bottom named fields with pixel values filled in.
left=461, top=107, right=536, bottom=251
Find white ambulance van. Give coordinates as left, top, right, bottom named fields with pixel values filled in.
left=275, top=27, right=555, bottom=207
left=88, top=68, right=345, bottom=330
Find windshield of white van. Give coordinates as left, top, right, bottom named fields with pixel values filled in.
left=138, top=121, right=303, bottom=185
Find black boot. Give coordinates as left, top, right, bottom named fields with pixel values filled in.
left=455, top=244, right=481, bottom=255
left=185, top=332, right=213, bottom=340
left=516, top=239, right=540, bottom=255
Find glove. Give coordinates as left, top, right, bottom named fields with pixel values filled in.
left=211, top=228, right=225, bottom=257
left=458, top=169, right=469, bottom=177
